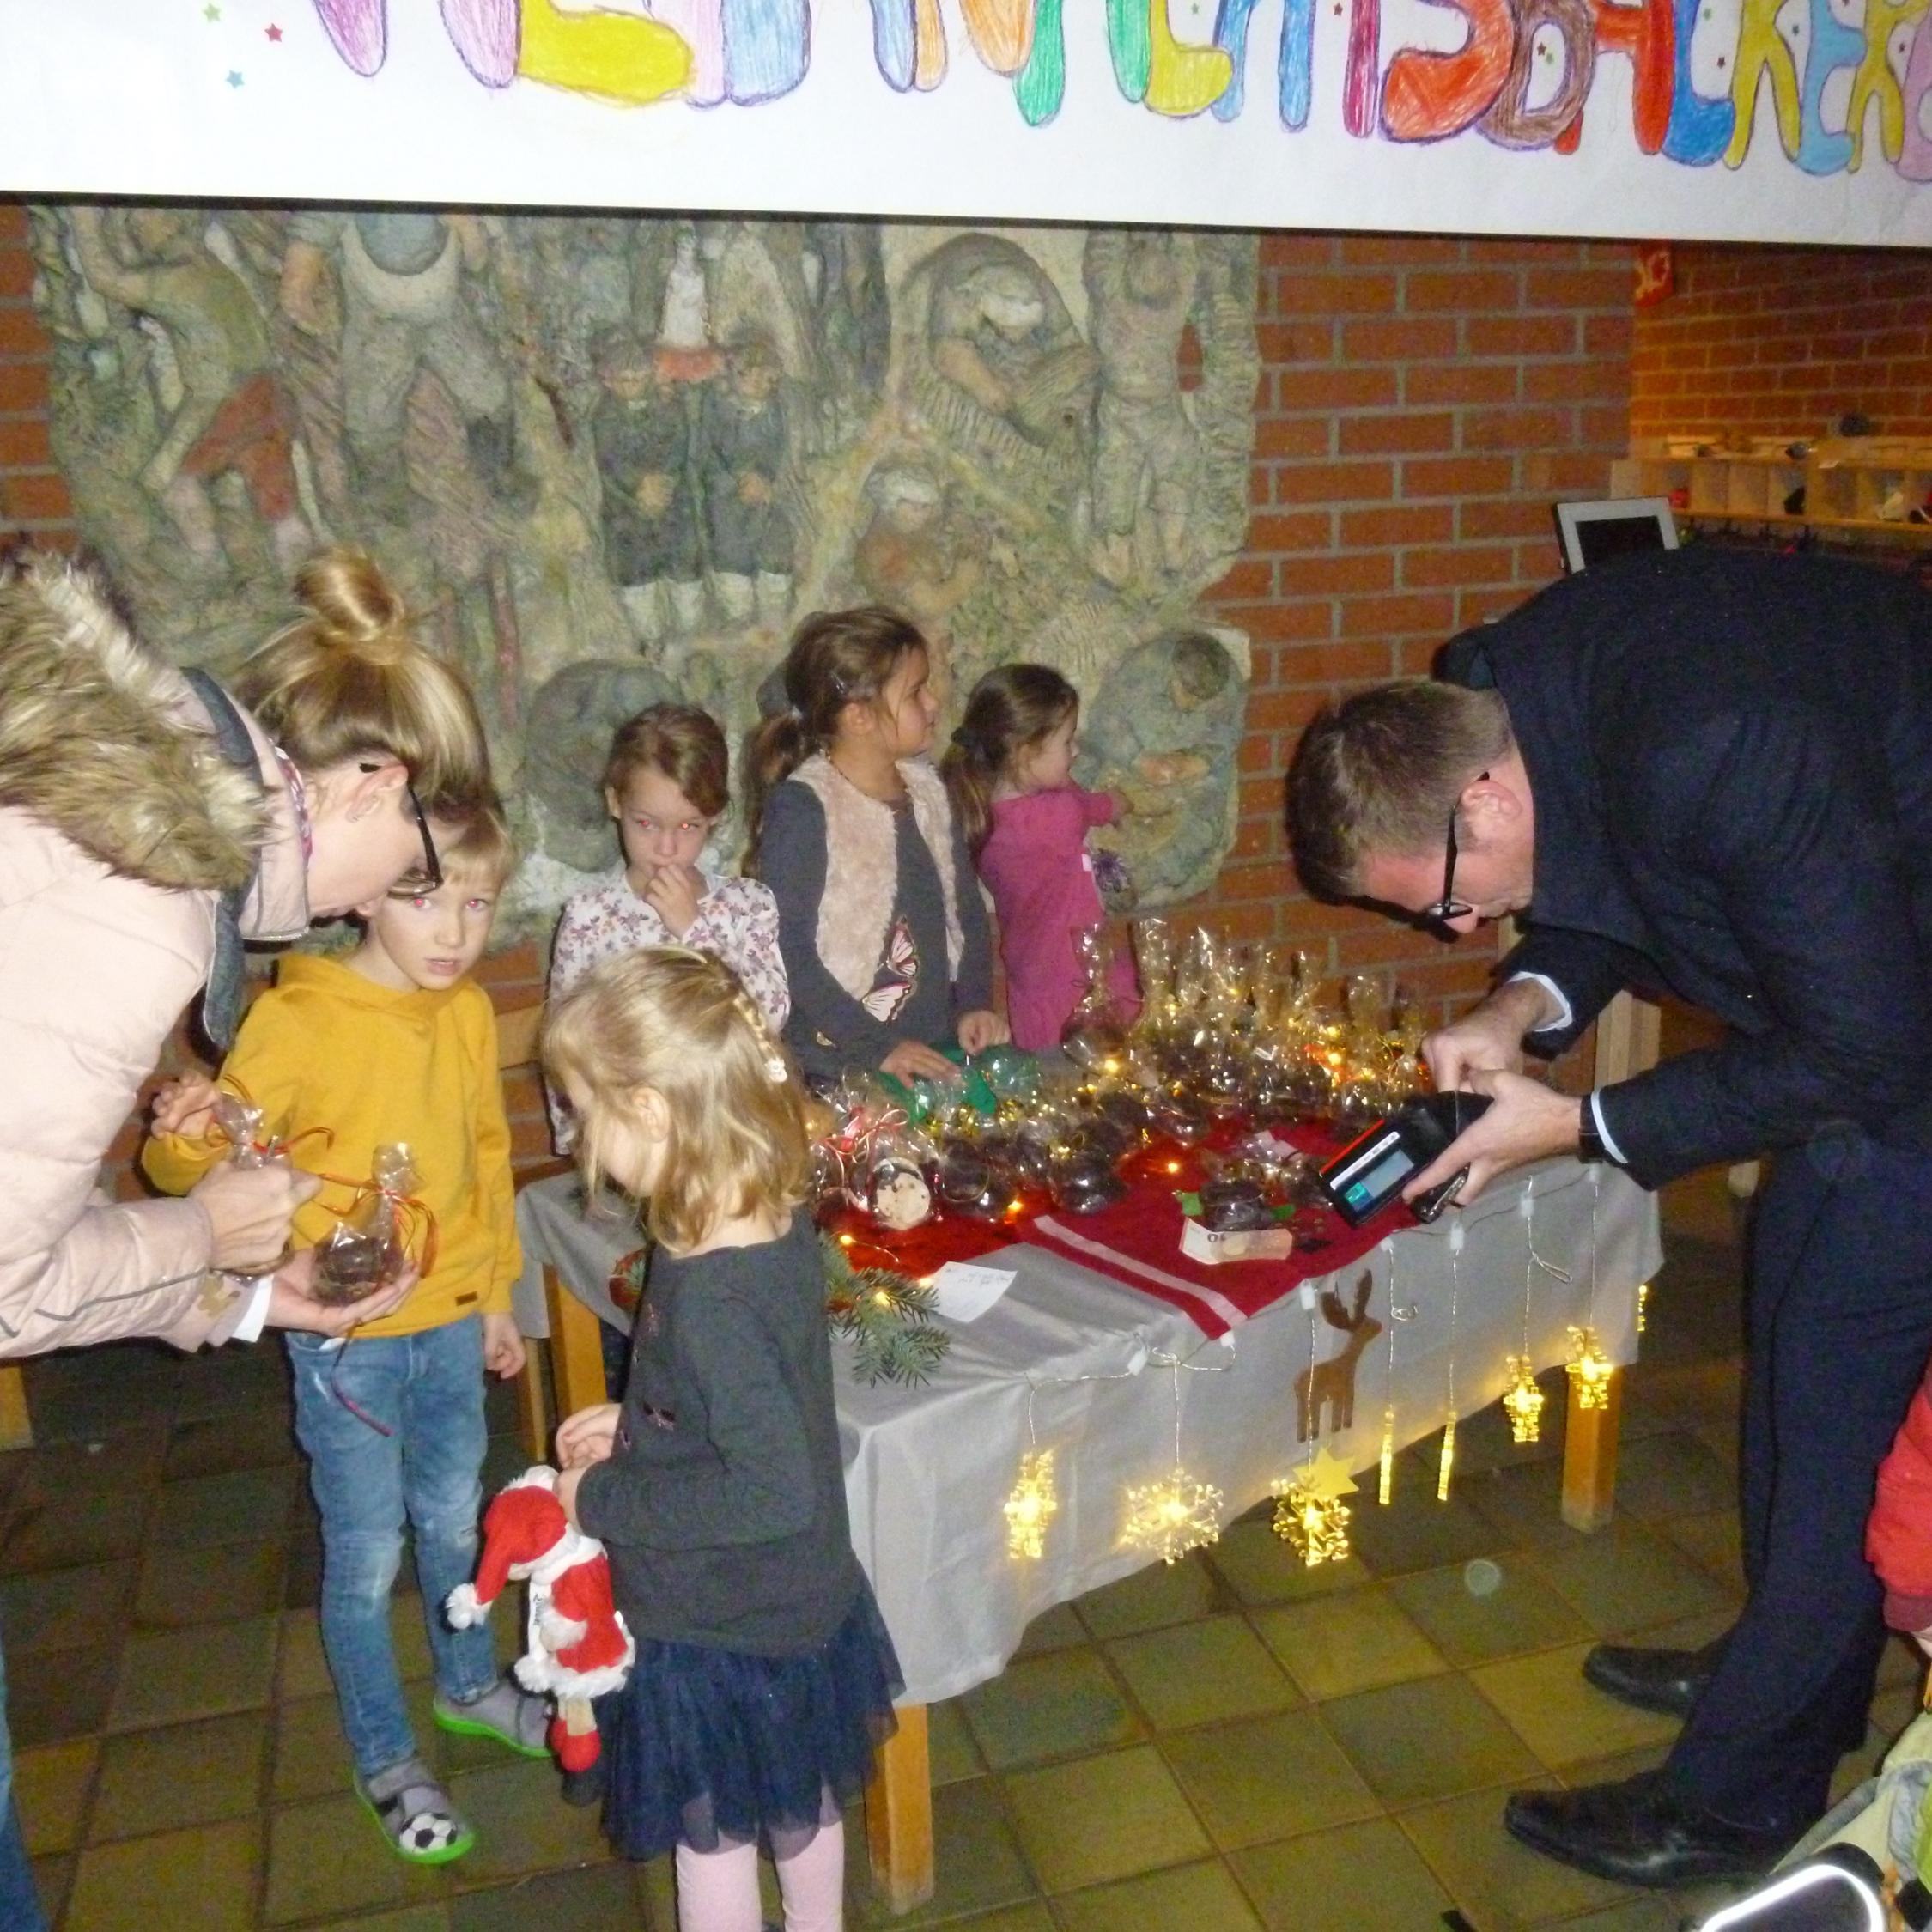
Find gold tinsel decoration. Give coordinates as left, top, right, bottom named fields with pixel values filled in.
left=1437, top=1416, right=1456, bottom=1501
left=1004, top=1449, right=1059, bottom=1561
left=1502, top=1355, right=1546, bottom=1445
left=1122, top=1467, right=1224, bottom=1565
left=1377, top=1403, right=1397, bottom=1506
left=1271, top=1447, right=1358, bottom=1567
left=1565, top=1325, right=1614, bottom=1410
left=1637, top=1282, right=1650, bottom=1334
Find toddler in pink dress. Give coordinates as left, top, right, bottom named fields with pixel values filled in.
left=942, top=665, right=1140, bottom=1052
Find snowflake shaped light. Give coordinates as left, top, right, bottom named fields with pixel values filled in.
left=1121, top=1467, right=1224, bottom=1564
left=1003, top=1449, right=1059, bottom=1560
left=1502, top=1356, right=1546, bottom=1444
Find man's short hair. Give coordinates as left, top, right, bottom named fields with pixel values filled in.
left=1285, top=681, right=1513, bottom=901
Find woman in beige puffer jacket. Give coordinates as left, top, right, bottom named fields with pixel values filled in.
left=0, top=543, right=494, bottom=1358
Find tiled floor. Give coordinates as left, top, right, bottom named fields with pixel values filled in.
left=4, top=1169, right=1923, bottom=1930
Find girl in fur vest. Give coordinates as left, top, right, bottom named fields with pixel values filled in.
left=750, top=608, right=1006, bottom=1086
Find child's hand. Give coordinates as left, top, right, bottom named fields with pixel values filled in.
left=268, top=1249, right=418, bottom=1334
left=557, top=1402, right=622, bottom=1469
left=152, top=1075, right=221, bottom=1140
left=642, top=863, right=703, bottom=939
left=556, top=1462, right=587, bottom=1531
left=483, top=1312, right=526, bottom=1380
left=882, top=1040, right=957, bottom=1085
left=957, top=1009, right=1010, bottom=1055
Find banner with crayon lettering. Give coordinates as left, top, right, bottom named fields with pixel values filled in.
left=1, top=1, right=1927, bottom=245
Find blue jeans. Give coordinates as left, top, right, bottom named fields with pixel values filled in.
left=0, top=1629, right=46, bottom=1930
left=288, top=1317, right=498, bottom=1779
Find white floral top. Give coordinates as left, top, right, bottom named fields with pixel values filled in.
left=545, top=867, right=790, bottom=1150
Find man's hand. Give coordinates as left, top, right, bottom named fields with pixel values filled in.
left=557, top=1402, right=622, bottom=1469
left=152, top=1076, right=221, bottom=1140
left=192, top=1160, right=321, bottom=1272
left=1422, top=979, right=1558, bottom=1091
left=957, top=1009, right=1009, bottom=1055
left=267, top=1249, right=419, bottom=1335
left=642, top=863, right=703, bottom=939
left=483, top=1312, right=526, bottom=1380
left=882, top=1039, right=958, bottom=1085
left=1404, top=1070, right=1582, bottom=1206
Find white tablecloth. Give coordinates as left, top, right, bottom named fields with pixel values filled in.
left=514, top=1161, right=1661, bottom=1705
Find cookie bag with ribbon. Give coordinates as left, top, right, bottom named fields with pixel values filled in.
left=313, top=1143, right=436, bottom=1305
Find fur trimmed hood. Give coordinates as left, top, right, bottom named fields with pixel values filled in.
left=0, top=550, right=265, bottom=892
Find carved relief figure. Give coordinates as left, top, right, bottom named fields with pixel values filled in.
left=694, top=332, right=794, bottom=626
left=67, top=208, right=313, bottom=577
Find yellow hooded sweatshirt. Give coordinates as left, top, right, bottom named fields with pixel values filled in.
left=143, top=953, right=519, bottom=1338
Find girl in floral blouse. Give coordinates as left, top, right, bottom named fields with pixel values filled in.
left=547, top=704, right=787, bottom=1151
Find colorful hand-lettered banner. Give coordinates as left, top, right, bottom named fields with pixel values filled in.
left=1, top=0, right=1927, bottom=244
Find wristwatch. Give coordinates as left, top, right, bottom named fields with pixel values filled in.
left=1576, top=1096, right=1619, bottom=1165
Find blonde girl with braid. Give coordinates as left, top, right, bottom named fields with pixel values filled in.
left=545, top=947, right=901, bottom=1932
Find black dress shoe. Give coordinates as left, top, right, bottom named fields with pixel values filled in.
left=1504, top=1772, right=1795, bottom=1887
left=1582, top=1637, right=1722, bottom=1717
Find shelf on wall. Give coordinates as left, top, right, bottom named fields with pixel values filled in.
left=1610, top=444, right=1932, bottom=543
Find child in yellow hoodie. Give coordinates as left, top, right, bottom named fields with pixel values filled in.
left=143, top=801, right=542, bottom=1868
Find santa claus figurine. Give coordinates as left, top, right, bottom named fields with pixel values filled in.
left=447, top=1466, right=635, bottom=1772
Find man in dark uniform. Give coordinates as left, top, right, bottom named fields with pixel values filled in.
left=1285, top=544, right=1932, bottom=1886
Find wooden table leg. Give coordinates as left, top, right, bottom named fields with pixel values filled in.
left=866, top=1703, right=933, bottom=1914
left=514, top=1345, right=550, bottom=1464
left=544, top=1263, right=611, bottom=1419
left=0, top=1364, right=28, bottom=1451
left=1561, top=1366, right=1623, bottom=1533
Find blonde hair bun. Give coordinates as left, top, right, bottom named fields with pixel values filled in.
left=293, top=547, right=410, bottom=666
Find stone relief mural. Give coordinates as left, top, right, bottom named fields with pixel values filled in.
left=29, top=208, right=1257, bottom=932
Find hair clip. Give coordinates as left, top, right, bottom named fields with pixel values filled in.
left=765, top=1054, right=788, bottom=1085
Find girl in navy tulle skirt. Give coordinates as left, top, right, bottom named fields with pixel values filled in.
left=545, top=947, right=902, bottom=1932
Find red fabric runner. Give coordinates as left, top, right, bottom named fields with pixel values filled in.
left=822, top=1121, right=1412, bottom=1339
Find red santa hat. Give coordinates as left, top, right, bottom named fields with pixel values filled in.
left=447, top=1468, right=567, bottom=1630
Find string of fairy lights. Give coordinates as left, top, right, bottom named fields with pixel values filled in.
left=1000, top=1167, right=1645, bottom=1571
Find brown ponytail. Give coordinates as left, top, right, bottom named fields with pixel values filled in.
left=746, top=605, right=927, bottom=858
left=940, top=663, right=1078, bottom=854
left=230, top=546, right=493, bottom=816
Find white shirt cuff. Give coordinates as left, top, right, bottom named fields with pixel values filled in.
left=230, top=1274, right=274, bottom=1345
left=1508, top=972, right=1574, bottom=1035
left=1589, top=1091, right=1631, bottom=1167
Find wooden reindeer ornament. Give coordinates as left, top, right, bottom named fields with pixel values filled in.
left=1294, top=1271, right=1384, bottom=1439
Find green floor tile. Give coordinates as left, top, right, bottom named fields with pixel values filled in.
left=1076, top=1552, right=1219, bottom=1637
left=273, top=1692, right=356, bottom=1802
left=927, top=1697, right=983, bottom=1784
left=281, top=1607, right=334, bottom=1700
left=64, top=1816, right=261, bottom=1932
left=1011, top=1601, right=1086, bottom=1657
left=1209, top=1518, right=1371, bottom=1607
left=1108, top=1616, right=1298, bottom=1729
left=166, top=1406, right=301, bottom=1481
left=1319, top=1673, right=1539, bottom=1807
left=848, top=1777, right=1036, bottom=1928
left=0, top=1558, right=137, bottom=1655
left=0, top=1486, right=152, bottom=1573
left=452, top=1862, right=643, bottom=1929
left=1532, top=1518, right=1735, bottom=1637
left=1230, top=1814, right=1453, bottom=1932
left=1386, top=1556, right=1592, bottom=1668
left=1458, top=1457, right=1578, bottom=1550
left=1054, top=1856, right=1263, bottom=1931
left=310, top=1911, right=453, bottom=1932
left=961, top=1646, right=1139, bottom=1770
left=134, top=1537, right=286, bottom=1627
left=27, top=1852, right=72, bottom=1928
left=89, top=1710, right=269, bottom=1840
left=1344, top=1476, right=1508, bottom=1577
left=1004, top=1745, right=1209, bottom=1892
left=13, top=1425, right=171, bottom=1504
left=1252, top=1584, right=1447, bottom=1701
left=1397, top=1777, right=1632, bottom=1925
left=8, top=1642, right=118, bottom=1748
left=1470, top=1643, right=1682, bottom=1768
left=1550, top=1900, right=1686, bottom=1932
left=446, top=1754, right=611, bottom=1883
left=109, top=1613, right=280, bottom=1730
left=264, top=1790, right=453, bottom=1923
left=1160, top=1707, right=1380, bottom=1850
left=12, top=1738, right=96, bottom=1856
left=150, top=1465, right=298, bottom=1551
left=944, top=1907, right=1054, bottom=1932
left=1614, top=1429, right=1739, bottom=1522
left=1658, top=1508, right=1745, bottom=1590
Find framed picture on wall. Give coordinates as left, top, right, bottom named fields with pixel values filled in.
left=1553, top=497, right=1680, bottom=574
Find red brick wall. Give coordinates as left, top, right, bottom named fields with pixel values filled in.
left=1631, top=244, right=1932, bottom=447
left=3, top=207, right=1636, bottom=1175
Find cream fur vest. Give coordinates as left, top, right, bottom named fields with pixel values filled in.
left=790, top=753, right=963, bottom=1002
